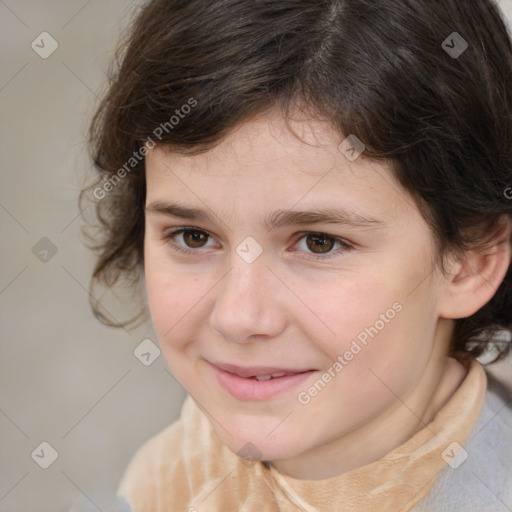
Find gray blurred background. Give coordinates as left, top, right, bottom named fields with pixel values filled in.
left=1, top=1, right=511, bottom=511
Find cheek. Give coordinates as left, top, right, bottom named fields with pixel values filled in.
left=144, top=247, right=209, bottom=350
left=295, top=269, right=433, bottom=400
left=296, top=271, right=401, bottom=359
left=323, top=300, right=434, bottom=418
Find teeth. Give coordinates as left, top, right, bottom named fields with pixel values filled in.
left=254, top=372, right=287, bottom=381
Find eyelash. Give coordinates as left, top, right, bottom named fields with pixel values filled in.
left=161, top=227, right=353, bottom=262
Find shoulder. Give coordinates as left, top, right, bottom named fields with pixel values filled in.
left=115, top=395, right=275, bottom=511
left=115, top=396, right=197, bottom=511
left=413, top=370, right=512, bottom=512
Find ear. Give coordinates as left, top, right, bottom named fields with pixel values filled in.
left=438, top=216, right=512, bottom=319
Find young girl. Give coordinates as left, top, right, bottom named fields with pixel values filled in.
left=84, top=0, right=512, bottom=510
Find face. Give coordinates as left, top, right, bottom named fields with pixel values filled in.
left=143, top=107, right=450, bottom=466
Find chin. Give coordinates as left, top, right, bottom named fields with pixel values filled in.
left=212, top=417, right=308, bottom=463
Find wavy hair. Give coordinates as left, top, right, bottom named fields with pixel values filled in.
left=82, top=0, right=512, bottom=362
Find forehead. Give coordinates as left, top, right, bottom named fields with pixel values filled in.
left=144, top=109, right=417, bottom=226
left=151, top=109, right=349, bottom=176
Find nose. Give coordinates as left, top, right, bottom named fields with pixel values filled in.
left=209, top=253, right=287, bottom=344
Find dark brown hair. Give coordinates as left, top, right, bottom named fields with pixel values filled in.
left=82, top=0, right=512, bottom=362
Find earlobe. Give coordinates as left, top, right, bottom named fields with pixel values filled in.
left=438, top=217, right=512, bottom=319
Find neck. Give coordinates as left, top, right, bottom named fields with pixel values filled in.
left=269, top=319, right=468, bottom=480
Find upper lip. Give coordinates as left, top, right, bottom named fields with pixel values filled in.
left=211, top=362, right=314, bottom=378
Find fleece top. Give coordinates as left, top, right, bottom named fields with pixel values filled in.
left=114, top=358, right=512, bottom=511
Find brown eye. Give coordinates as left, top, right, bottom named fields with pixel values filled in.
left=163, top=227, right=216, bottom=255
left=305, top=233, right=335, bottom=254
left=292, top=231, right=352, bottom=261
left=182, top=229, right=209, bottom=248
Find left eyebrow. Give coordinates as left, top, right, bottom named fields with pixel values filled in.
left=145, top=201, right=385, bottom=231
left=262, top=208, right=385, bottom=231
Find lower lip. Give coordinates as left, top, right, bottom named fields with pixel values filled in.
left=212, top=365, right=317, bottom=401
